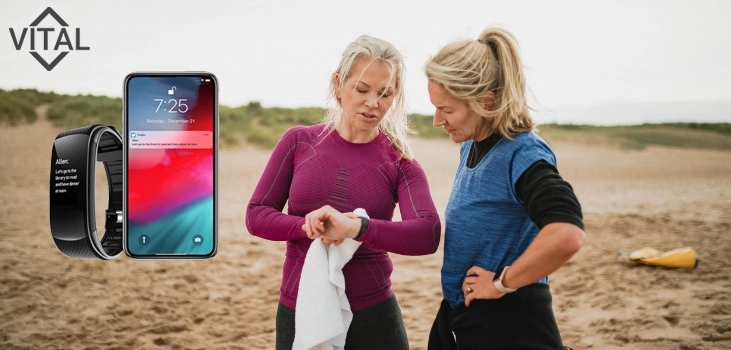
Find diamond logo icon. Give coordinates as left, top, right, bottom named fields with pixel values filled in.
left=8, top=7, right=90, bottom=71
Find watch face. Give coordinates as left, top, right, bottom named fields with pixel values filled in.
left=50, top=134, right=90, bottom=241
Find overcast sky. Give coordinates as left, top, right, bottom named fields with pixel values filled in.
left=1, top=0, right=730, bottom=124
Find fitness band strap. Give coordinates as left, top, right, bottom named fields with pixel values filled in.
left=52, top=125, right=123, bottom=259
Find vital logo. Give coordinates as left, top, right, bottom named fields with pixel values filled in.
left=8, top=7, right=90, bottom=71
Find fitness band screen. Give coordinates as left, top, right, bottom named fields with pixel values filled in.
left=125, top=75, right=216, bottom=257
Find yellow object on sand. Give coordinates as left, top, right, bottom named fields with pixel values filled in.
left=627, top=247, right=699, bottom=269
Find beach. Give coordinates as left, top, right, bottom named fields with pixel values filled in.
left=1, top=119, right=730, bottom=349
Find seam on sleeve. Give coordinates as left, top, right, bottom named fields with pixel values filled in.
left=259, top=144, right=297, bottom=205
left=398, top=163, right=421, bottom=218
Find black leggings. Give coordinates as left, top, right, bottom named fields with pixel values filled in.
left=276, top=294, right=409, bottom=350
left=429, top=284, right=565, bottom=350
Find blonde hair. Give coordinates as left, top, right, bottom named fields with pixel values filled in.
left=425, top=27, right=534, bottom=139
left=324, top=35, right=413, bottom=160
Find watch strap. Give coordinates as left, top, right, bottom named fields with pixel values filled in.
left=354, top=216, right=369, bottom=241
left=97, top=127, right=124, bottom=257
left=493, top=265, right=518, bottom=293
left=53, top=237, right=98, bottom=258
left=51, top=124, right=123, bottom=259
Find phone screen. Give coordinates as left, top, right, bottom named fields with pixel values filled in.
left=124, top=73, right=217, bottom=258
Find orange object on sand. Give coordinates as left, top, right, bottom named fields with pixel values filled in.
left=620, top=247, right=699, bottom=269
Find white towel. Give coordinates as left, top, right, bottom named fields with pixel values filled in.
left=292, top=209, right=367, bottom=350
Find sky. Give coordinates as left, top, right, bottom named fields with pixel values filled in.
left=1, top=0, right=730, bottom=125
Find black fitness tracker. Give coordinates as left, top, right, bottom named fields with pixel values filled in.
left=50, top=124, right=124, bottom=259
left=354, top=216, right=369, bottom=241
left=353, top=208, right=369, bottom=241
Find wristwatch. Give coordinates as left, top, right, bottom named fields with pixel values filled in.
left=49, top=125, right=124, bottom=259
left=353, top=208, right=369, bottom=241
left=493, top=266, right=518, bottom=293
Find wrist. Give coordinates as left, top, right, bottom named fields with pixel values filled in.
left=493, top=266, right=518, bottom=294
left=353, top=216, right=369, bottom=240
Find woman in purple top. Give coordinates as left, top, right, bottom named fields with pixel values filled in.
left=246, top=35, right=441, bottom=349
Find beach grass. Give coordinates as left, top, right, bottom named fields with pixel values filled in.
left=1, top=88, right=730, bottom=150
left=539, top=123, right=731, bottom=150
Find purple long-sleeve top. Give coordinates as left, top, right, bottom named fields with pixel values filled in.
left=246, top=124, right=441, bottom=311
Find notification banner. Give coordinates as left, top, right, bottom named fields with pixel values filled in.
left=128, top=131, right=213, bottom=149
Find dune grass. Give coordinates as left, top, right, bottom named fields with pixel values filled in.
left=46, top=94, right=123, bottom=130
left=219, top=102, right=325, bottom=148
left=539, top=123, right=731, bottom=150
left=0, top=89, right=60, bottom=125
left=1, top=88, right=730, bottom=150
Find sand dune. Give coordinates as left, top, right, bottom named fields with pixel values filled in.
left=1, top=120, right=729, bottom=349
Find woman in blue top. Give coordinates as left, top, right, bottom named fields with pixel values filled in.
left=425, top=27, right=586, bottom=350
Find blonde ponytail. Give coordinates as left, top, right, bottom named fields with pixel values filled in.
left=425, top=27, right=534, bottom=138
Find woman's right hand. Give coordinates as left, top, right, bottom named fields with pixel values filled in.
left=302, top=206, right=327, bottom=239
left=462, top=266, right=506, bottom=306
left=320, top=212, right=360, bottom=246
left=302, top=205, right=361, bottom=242
left=321, top=237, right=341, bottom=245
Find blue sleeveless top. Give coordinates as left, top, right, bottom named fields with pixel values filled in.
left=442, top=132, right=556, bottom=308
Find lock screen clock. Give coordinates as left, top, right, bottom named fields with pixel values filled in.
left=154, top=98, right=189, bottom=113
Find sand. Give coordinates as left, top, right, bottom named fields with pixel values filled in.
left=1, top=119, right=730, bottom=349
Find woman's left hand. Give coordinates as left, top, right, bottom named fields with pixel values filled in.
left=462, top=266, right=505, bottom=307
